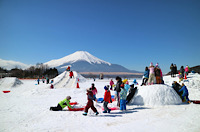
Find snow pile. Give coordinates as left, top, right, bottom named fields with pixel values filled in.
left=53, top=71, right=86, bottom=88
left=131, top=84, right=182, bottom=106
left=0, top=77, right=23, bottom=88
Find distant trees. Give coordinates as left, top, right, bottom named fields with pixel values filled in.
left=0, top=63, right=58, bottom=79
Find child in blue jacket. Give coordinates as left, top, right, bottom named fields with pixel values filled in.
left=119, top=83, right=127, bottom=111
left=141, top=67, right=149, bottom=86
left=179, top=83, right=190, bottom=103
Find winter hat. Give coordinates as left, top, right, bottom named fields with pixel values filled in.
left=133, top=79, right=137, bottom=83
left=156, top=63, right=159, bottom=67
left=126, top=80, right=129, bottom=85
left=66, top=96, right=71, bottom=100
left=104, top=86, right=108, bottom=90
left=150, top=62, right=153, bottom=66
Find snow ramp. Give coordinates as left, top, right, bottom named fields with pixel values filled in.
left=130, top=84, right=182, bottom=106
left=0, top=77, right=23, bottom=89
left=53, top=71, right=86, bottom=88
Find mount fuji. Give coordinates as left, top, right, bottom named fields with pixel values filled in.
left=44, top=51, right=139, bottom=73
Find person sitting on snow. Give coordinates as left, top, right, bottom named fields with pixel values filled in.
left=172, top=81, right=182, bottom=97
left=141, top=67, right=149, bottom=86
left=101, top=85, right=112, bottom=113
left=50, top=96, right=73, bottom=111
left=83, top=88, right=99, bottom=116
left=126, top=84, right=137, bottom=104
left=179, top=83, right=190, bottom=104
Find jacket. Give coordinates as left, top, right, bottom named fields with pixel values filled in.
left=87, top=90, right=94, bottom=101
left=144, top=70, right=149, bottom=78
left=58, top=99, right=72, bottom=109
left=104, top=90, right=111, bottom=102
left=115, top=80, right=122, bottom=92
left=179, top=85, right=188, bottom=95
left=120, top=88, right=127, bottom=100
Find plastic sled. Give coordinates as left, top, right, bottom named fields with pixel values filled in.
left=69, top=102, right=78, bottom=105
left=102, top=107, right=119, bottom=111
left=97, top=95, right=115, bottom=103
left=190, top=100, right=200, bottom=104
left=3, top=91, right=10, bottom=93
left=68, top=106, right=84, bottom=111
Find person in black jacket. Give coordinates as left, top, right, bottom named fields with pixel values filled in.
left=172, top=81, right=182, bottom=97
left=126, top=84, right=137, bottom=104
left=114, top=76, right=122, bottom=107
left=180, top=66, right=185, bottom=76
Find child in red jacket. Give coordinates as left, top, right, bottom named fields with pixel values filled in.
left=102, top=85, right=112, bottom=113
left=83, top=88, right=99, bottom=116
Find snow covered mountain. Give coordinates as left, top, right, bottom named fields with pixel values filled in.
left=0, top=58, right=31, bottom=70
left=45, top=51, right=139, bottom=73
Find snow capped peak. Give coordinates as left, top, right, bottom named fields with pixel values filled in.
left=45, top=51, right=111, bottom=68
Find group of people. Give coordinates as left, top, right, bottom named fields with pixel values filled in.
left=141, top=62, right=163, bottom=86
left=170, top=64, right=190, bottom=79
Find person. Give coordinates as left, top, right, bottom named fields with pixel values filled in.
left=172, top=81, right=182, bottom=96
left=102, top=85, right=112, bottom=113
left=69, top=71, right=74, bottom=78
left=83, top=88, right=99, bottom=116
left=170, top=63, right=175, bottom=77
left=180, top=66, right=185, bottom=77
left=179, top=83, right=190, bottom=103
left=133, top=79, right=138, bottom=85
left=126, top=84, right=137, bottom=104
left=66, top=66, right=70, bottom=71
left=119, top=83, right=127, bottom=111
left=50, top=96, right=73, bottom=111
left=50, top=84, right=54, bottom=89
left=178, top=73, right=183, bottom=83
left=185, top=65, right=190, bottom=76
left=114, top=76, right=122, bottom=107
left=124, top=80, right=130, bottom=92
left=110, top=79, right=114, bottom=90
left=37, top=78, right=40, bottom=85
left=42, top=76, right=45, bottom=83
left=91, top=83, right=98, bottom=102
left=154, top=63, right=162, bottom=84
left=148, top=62, right=155, bottom=85
left=174, top=64, right=178, bottom=75
left=46, top=77, right=49, bottom=84
left=50, top=80, right=54, bottom=84
left=141, top=67, right=149, bottom=86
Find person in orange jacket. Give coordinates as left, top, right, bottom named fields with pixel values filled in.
left=102, top=85, right=112, bottom=113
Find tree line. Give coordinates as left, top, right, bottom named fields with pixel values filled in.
left=0, top=63, right=58, bottom=79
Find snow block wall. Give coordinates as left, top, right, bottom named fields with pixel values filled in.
left=131, top=84, right=182, bottom=106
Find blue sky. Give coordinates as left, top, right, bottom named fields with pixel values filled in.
left=0, top=0, right=200, bottom=73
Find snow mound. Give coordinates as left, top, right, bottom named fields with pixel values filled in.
left=131, top=84, right=182, bottom=106
left=0, top=77, right=23, bottom=88
left=53, top=71, right=86, bottom=88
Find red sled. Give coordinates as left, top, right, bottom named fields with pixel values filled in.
left=69, top=102, right=78, bottom=105
left=3, top=91, right=10, bottom=93
left=190, top=100, right=200, bottom=104
left=68, top=107, right=85, bottom=111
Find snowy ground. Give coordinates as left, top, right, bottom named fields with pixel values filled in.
left=0, top=73, right=200, bottom=132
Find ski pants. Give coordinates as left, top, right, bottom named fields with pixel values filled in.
left=141, top=78, right=148, bottom=86
left=84, top=100, right=97, bottom=113
left=103, top=101, right=109, bottom=111
left=50, top=104, right=62, bottom=111
left=148, top=74, right=155, bottom=84
left=182, top=93, right=189, bottom=102
left=156, top=76, right=162, bottom=84
left=120, top=99, right=126, bottom=110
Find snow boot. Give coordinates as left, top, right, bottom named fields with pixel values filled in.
left=108, top=109, right=111, bottom=113
left=96, top=112, right=99, bottom=115
left=103, top=110, right=107, bottom=113
left=188, top=101, right=191, bottom=104
left=83, top=112, right=87, bottom=116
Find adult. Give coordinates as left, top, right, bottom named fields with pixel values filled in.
left=170, top=63, right=175, bottom=77
left=174, top=64, right=178, bottom=75
left=110, top=79, right=114, bottom=90
left=180, top=66, right=185, bottom=76
left=154, top=63, right=162, bottom=84
left=114, top=76, right=122, bottom=107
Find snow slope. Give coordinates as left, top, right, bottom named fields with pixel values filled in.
left=0, top=77, right=23, bottom=89
left=0, top=73, right=200, bottom=132
left=45, top=51, right=111, bottom=68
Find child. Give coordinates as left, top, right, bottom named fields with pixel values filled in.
left=50, top=96, right=73, bottom=111
left=124, top=80, right=130, bottom=92
left=69, top=71, right=74, bottom=78
left=179, top=83, right=190, bottom=103
left=91, top=83, right=98, bottom=102
left=178, top=73, right=183, bottom=83
left=119, top=83, right=127, bottom=111
left=37, top=78, right=40, bottom=85
left=148, top=62, right=155, bottom=85
left=102, top=85, right=112, bottom=113
left=126, top=84, right=137, bottom=104
left=154, top=63, right=162, bottom=84
left=141, top=67, right=149, bottom=86
left=83, top=88, right=99, bottom=116
left=50, top=84, right=54, bottom=89
left=133, top=79, right=138, bottom=86
left=110, top=79, right=114, bottom=90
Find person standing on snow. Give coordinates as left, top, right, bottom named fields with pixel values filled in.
left=91, top=83, right=98, bottom=102
left=83, top=88, right=99, bottom=116
left=110, top=79, right=114, bottom=90
left=101, top=85, right=112, bottom=113
left=180, top=66, right=185, bottom=77
left=69, top=71, right=74, bottom=78
left=141, top=67, right=149, bottom=86
left=114, top=76, right=122, bottom=107
left=185, top=65, right=190, bottom=76
left=37, top=78, right=40, bottom=85
left=50, top=96, right=73, bottom=111
left=170, top=63, right=175, bottom=77
left=148, top=62, right=155, bottom=85
left=119, top=83, right=127, bottom=111
left=179, top=83, right=190, bottom=104
left=154, top=63, right=162, bottom=84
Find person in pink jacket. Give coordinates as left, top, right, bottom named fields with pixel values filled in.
left=185, top=65, right=190, bottom=76
left=110, top=79, right=114, bottom=90
left=91, top=83, right=98, bottom=102
left=148, top=62, right=155, bottom=85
